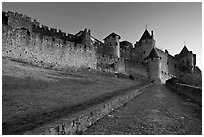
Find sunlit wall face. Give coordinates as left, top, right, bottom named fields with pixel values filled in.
left=2, top=2, right=202, bottom=70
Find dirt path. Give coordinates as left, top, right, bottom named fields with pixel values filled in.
left=84, top=84, right=202, bottom=135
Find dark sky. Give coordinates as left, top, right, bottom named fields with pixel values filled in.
left=2, top=2, right=202, bottom=69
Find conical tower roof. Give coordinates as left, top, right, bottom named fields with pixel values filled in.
left=139, top=29, right=152, bottom=41
left=179, top=46, right=189, bottom=56
left=145, top=48, right=160, bottom=60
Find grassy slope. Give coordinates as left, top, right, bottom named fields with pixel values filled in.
left=2, top=59, right=145, bottom=134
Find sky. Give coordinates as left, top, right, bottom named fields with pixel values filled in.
left=2, top=2, right=202, bottom=70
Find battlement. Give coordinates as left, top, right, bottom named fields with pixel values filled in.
left=2, top=10, right=200, bottom=84
left=5, top=11, right=34, bottom=24
left=3, top=11, right=39, bottom=33
left=32, top=24, right=78, bottom=41
left=3, top=10, right=99, bottom=49
left=3, top=11, right=79, bottom=42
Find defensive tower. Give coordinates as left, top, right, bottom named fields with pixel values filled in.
left=175, top=45, right=196, bottom=73
left=145, top=48, right=162, bottom=83
left=103, top=32, right=121, bottom=58
left=135, top=27, right=156, bottom=62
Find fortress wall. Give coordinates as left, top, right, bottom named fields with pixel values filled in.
left=124, top=59, right=148, bottom=78
left=167, top=54, right=178, bottom=76
left=3, top=24, right=149, bottom=79
left=132, top=44, right=143, bottom=61
left=2, top=25, right=98, bottom=70
left=156, top=48, right=176, bottom=83
left=130, top=48, right=141, bottom=61
left=116, top=58, right=126, bottom=74
left=6, top=11, right=33, bottom=33
left=156, top=48, right=168, bottom=73
left=96, top=54, right=119, bottom=73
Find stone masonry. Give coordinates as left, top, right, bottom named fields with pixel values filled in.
left=2, top=11, right=201, bottom=83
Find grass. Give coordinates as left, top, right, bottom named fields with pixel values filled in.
left=2, top=58, right=146, bottom=134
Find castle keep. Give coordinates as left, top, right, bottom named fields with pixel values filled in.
left=2, top=11, right=200, bottom=83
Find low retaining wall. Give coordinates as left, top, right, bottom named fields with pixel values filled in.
left=24, top=83, right=152, bottom=135
left=166, top=80, right=202, bottom=105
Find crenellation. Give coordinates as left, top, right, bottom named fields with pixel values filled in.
left=42, top=25, right=49, bottom=31
left=50, top=27, right=57, bottom=33
left=2, top=10, right=201, bottom=83
left=7, top=11, right=14, bottom=16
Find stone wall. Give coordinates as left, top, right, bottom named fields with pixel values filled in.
left=2, top=23, right=149, bottom=81
left=23, top=83, right=152, bottom=135
left=3, top=10, right=200, bottom=84
left=156, top=48, right=178, bottom=83
left=96, top=54, right=119, bottom=73
left=166, top=78, right=202, bottom=105
left=2, top=25, right=97, bottom=70
left=156, top=48, right=170, bottom=83
left=124, top=59, right=148, bottom=78
left=167, top=54, right=178, bottom=76
left=4, top=11, right=33, bottom=33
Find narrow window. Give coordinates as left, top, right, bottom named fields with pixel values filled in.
left=144, top=51, right=146, bottom=54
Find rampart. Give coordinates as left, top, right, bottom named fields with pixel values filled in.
left=2, top=10, right=149, bottom=80
left=3, top=10, right=200, bottom=83
left=3, top=11, right=33, bottom=33
left=2, top=24, right=97, bottom=70
left=124, top=59, right=148, bottom=80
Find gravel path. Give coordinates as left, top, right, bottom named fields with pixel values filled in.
left=84, top=84, right=202, bottom=135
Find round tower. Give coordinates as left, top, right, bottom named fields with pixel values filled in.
left=145, top=48, right=162, bottom=83
left=103, top=32, right=121, bottom=58
left=114, top=36, right=120, bottom=58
